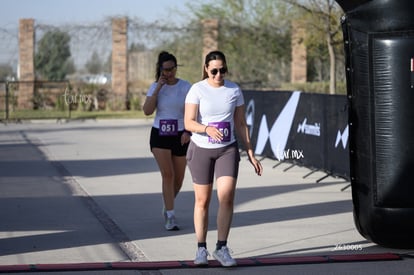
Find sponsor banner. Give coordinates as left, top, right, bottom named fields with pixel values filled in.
left=325, top=95, right=349, bottom=179
left=242, top=90, right=349, bottom=180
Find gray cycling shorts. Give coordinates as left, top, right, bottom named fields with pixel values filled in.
left=186, top=141, right=240, bottom=185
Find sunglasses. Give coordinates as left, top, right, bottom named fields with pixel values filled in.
left=161, top=66, right=177, bottom=72
left=210, top=67, right=227, bottom=75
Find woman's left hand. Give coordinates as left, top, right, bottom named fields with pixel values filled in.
left=249, top=156, right=263, bottom=176
left=181, top=131, right=191, bottom=145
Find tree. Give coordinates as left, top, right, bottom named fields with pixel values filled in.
left=283, top=0, right=344, bottom=94
left=103, top=53, right=112, bottom=74
left=65, top=58, right=76, bottom=75
left=185, top=0, right=291, bottom=88
left=35, top=30, right=71, bottom=80
left=129, top=42, right=147, bottom=52
left=85, top=51, right=103, bottom=74
left=0, top=64, right=15, bottom=81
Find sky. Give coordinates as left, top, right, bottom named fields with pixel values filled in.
left=0, top=0, right=213, bottom=67
left=0, top=0, right=198, bottom=26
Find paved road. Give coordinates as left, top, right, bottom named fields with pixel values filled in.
left=1, top=119, right=413, bottom=274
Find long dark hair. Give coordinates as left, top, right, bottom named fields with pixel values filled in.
left=202, top=50, right=227, bottom=79
left=155, top=51, right=177, bottom=81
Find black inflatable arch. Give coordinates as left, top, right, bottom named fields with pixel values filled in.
left=335, top=0, right=414, bottom=247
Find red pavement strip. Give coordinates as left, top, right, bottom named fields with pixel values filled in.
left=0, top=253, right=401, bottom=273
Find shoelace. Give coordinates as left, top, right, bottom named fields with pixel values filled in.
left=199, top=247, right=210, bottom=257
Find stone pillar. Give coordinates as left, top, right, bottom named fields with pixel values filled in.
left=291, top=21, right=307, bottom=83
left=111, top=17, right=128, bottom=110
left=18, top=18, right=35, bottom=109
left=202, top=19, right=219, bottom=74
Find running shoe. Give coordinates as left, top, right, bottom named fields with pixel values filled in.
left=165, top=215, right=179, bottom=231
left=194, top=247, right=210, bottom=265
left=213, top=246, right=237, bottom=267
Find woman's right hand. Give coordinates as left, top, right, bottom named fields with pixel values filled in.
left=205, top=126, right=223, bottom=142
left=158, top=75, right=167, bottom=87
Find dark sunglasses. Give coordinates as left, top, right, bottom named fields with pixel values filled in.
left=161, top=66, right=177, bottom=72
left=210, top=67, right=227, bottom=75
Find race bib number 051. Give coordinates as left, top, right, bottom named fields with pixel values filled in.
left=159, top=119, right=178, bottom=136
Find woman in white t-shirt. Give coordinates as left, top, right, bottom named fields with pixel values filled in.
left=143, top=51, right=192, bottom=231
left=184, top=50, right=263, bottom=267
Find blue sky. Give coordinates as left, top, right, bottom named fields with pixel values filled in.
left=0, top=0, right=214, bottom=66
left=0, top=0, right=202, bottom=26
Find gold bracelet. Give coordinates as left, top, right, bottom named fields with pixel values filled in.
left=204, top=125, right=208, bottom=133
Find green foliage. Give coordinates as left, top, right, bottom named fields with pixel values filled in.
left=129, top=42, right=147, bottom=52
left=156, top=23, right=204, bottom=83
left=127, top=93, right=142, bottom=111
left=35, top=30, right=71, bottom=80
left=55, top=91, right=67, bottom=111
left=0, top=64, right=15, bottom=81
left=85, top=51, right=103, bottom=74
left=65, top=58, right=76, bottom=75
left=103, top=53, right=112, bottom=73
left=178, top=0, right=345, bottom=93
left=282, top=0, right=345, bottom=94
left=185, top=0, right=292, bottom=88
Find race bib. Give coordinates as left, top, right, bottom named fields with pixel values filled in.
left=159, top=119, right=178, bottom=136
left=208, top=121, right=231, bottom=143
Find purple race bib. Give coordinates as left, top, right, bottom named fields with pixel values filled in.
left=159, top=119, right=178, bottom=136
left=208, top=121, right=231, bottom=143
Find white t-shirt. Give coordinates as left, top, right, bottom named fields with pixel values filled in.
left=147, top=79, right=192, bottom=131
left=185, top=79, right=244, bottom=149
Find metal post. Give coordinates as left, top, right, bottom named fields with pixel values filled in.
left=5, top=81, right=9, bottom=122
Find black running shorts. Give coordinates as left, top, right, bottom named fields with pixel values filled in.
left=150, top=127, right=189, bottom=156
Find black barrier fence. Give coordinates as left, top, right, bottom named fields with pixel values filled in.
left=242, top=90, right=350, bottom=181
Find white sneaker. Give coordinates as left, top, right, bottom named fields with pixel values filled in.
left=165, top=215, right=179, bottom=231
left=213, top=246, right=237, bottom=267
left=194, top=247, right=210, bottom=265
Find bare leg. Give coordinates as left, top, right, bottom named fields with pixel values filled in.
left=193, top=183, right=213, bottom=243
left=172, top=155, right=187, bottom=197
left=152, top=148, right=175, bottom=211
left=216, top=176, right=236, bottom=242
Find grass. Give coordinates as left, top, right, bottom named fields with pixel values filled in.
left=3, top=109, right=153, bottom=121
